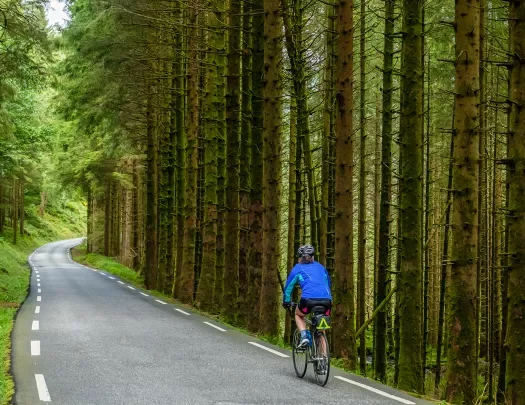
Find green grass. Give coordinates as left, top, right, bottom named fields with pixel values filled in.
left=0, top=202, right=86, bottom=405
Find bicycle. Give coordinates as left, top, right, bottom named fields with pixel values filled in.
left=288, top=302, right=331, bottom=387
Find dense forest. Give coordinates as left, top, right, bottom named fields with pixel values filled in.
left=1, top=0, right=525, bottom=403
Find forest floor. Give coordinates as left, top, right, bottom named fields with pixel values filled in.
left=0, top=202, right=85, bottom=405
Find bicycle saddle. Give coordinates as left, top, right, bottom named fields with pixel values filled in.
left=311, top=305, right=327, bottom=315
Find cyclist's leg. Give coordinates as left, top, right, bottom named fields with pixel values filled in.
left=295, top=306, right=307, bottom=331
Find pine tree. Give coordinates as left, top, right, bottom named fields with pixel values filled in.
left=332, top=0, right=357, bottom=368
left=445, top=0, right=480, bottom=401
left=259, top=0, right=282, bottom=336
left=505, top=0, right=525, bottom=402
left=398, top=0, right=423, bottom=392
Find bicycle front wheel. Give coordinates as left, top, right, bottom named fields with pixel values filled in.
left=292, top=329, right=308, bottom=378
left=313, top=332, right=330, bottom=386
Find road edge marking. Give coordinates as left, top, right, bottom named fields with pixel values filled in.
left=334, top=376, right=416, bottom=404
left=32, top=321, right=39, bottom=331
left=204, top=322, right=226, bottom=332
left=155, top=299, right=167, bottom=305
left=35, top=374, right=51, bottom=402
left=247, top=342, right=289, bottom=358
left=31, top=341, right=40, bottom=356
left=175, top=308, right=190, bottom=315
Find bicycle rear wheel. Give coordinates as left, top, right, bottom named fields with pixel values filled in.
left=292, top=329, right=308, bottom=378
left=313, top=332, right=330, bottom=386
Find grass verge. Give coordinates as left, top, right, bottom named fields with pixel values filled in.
left=0, top=202, right=85, bottom=405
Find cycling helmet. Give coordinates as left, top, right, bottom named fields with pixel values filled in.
left=297, top=244, right=315, bottom=257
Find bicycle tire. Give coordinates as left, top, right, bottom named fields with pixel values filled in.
left=313, top=332, right=330, bottom=386
left=292, top=329, right=308, bottom=378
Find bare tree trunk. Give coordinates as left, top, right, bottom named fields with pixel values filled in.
left=180, top=1, right=200, bottom=303
left=374, top=0, right=394, bottom=382
left=332, top=0, right=356, bottom=369
left=259, top=0, right=282, bottom=336
left=446, top=0, right=480, bottom=401
left=505, top=1, right=525, bottom=402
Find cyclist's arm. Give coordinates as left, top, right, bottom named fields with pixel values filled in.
left=283, top=265, right=301, bottom=303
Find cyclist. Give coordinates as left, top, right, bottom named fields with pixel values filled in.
left=282, top=244, right=332, bottom=348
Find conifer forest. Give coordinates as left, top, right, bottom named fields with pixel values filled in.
left=3, top=0, right=525, bottom=403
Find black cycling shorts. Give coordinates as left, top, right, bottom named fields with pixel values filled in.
left=298, top=298, right=332, bottom=315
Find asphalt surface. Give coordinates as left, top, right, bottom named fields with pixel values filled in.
left=11, top=239, right=434, bottom=405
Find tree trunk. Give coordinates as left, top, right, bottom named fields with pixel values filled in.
left=320, top=0, right=336, bottom=267
left=374, top=0, right=394, bottom=382
left=223, top=0, right=241, bottom=324
left=180, top=1, right=200, bottom=304
left=238, top=0, right=252, bottom=327
left=505, top=1, right=525, bottom=402
left=195, top=4, right=220, bottom=309
left=332, top=0, right=356, bottom=368
left=246, top=0, right=264, bottom=333
left=398, top=0, right=423, bottom=392
left=435, top=123, right=454, bottom=391
left=18, top=179, right=24, bottom=237
left=285, top=95, right=297, bottom=344
left=357, top=0, right=367, bottom=376
left=145, top=77, right=159, bottom=290
left=446, top=0, right=480, bottom=401
left=259, top=0, right=282, bottom=336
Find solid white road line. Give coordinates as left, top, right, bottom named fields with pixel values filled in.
left=127, top=286, right=136, bottom=290
left=35, top=374, right=51, bottom=402
left=175, top=309, right=190, bottom=316
left=248, top=342, right=289, bottom=358
left=140, top=292, right=149, bottom=297
left=155, top=299, right=167, bottom=305
left=31, top=341, right=40, bottom=356
left=204, top=322, right=226, bottom=332
left=108, top=276, right=115, bottom=280
left=37, top=296, right=41, bottom=302
left=35, top=306, right=40, bottom=314
left=32, top=321, right=39, bottom=331
left=334, top=376, right=416, bottom=405
left=38, top=289, right=41, bottom=293
left=117, top=281, right=125, bottom=284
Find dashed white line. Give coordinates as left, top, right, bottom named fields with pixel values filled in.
left=155, top=299, right=167, bottom=305
left=248, top=342, right=289, bottom=358
left=140, top=292, right=149, bottom=297
left=38, top=283, right=41, bottom=287
left=31, top=341, right=40, bottom=356
left=108, top=276, right=115, bottom=280
left=38, top=289, right=41, bottom=293
left=175, top=308, right=190, bottom=315
left=32, top=320, right=40, bottom=331
left=35, top=271, right=39, bottom=274
left=37, top=296, right=41, bottom=302
left=117, top=281, right=125, bottom=285
left=35, top=374, right=51, bottom=402
left=100, top=272, right=106, bottom=276
left=334, top=376, right=416, bottom=404
left=127, top=286, right=136, bottom=290
left=204, top=322, right=226, bottom=332
left=35, top=306, right=40, bottom=314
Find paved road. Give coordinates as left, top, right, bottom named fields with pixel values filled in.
left=12, top=239, right=434, bottom=405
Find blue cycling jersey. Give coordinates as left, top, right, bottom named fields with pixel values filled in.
left=283, top=261, right=332, bottom=302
